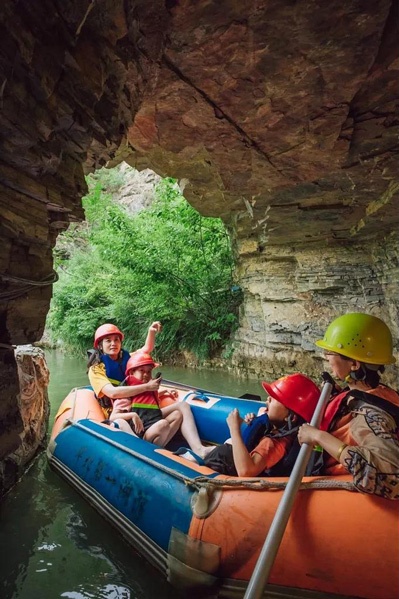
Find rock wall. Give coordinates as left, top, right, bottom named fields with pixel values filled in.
left=117, top=163, right=161, bottom=214
left=230, top=232, right=398, bottom=385
left=0, top=346, right=49, bottom=495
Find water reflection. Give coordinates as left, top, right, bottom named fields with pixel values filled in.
left=0, top=350, right=263, bottom=599
left=61, top=586, right=131, bottom=599
left=1, top=454, right=181, bottom=599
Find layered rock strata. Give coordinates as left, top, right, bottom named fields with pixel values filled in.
left=0, top=0, right=398, bottom=493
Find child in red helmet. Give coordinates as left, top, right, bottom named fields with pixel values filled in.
left=109, top=351, right=213, bottom=457
left=110, top=352, right=183, bottom=447
left=88, top=320, right=216, bottom=457
left=202, top=373, right=320, bottom=477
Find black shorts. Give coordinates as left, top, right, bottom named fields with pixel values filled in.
left=204, top=444, right=238, bottom=476
left=132, top=407, right=164, bottom=436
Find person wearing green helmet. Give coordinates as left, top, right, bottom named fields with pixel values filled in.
left=298, top=313, right=399, bottom=500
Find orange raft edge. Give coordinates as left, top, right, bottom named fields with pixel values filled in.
left=49, top=386, right=399, bottom=599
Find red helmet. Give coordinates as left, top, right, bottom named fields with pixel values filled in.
left=125, top=352, right=159, bottom=375
left=94, top=324, right=124, bottom=349
left=262, top=373, right=320, bottom=422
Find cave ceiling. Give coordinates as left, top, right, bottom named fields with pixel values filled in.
left=0, top=0, right=398, bottom=252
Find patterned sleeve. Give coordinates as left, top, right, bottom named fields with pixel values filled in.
left=343, top=405, right=399, bottom=500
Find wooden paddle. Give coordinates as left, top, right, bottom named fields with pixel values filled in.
left=243, top=381, right=333, bottom=599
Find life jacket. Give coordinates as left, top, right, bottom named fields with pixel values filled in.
left=125, top=373, right=159, bottom=409
left=261, top=428, right=303, bottom=477
left=100, top=350, right=130, bottom=385
left=304, top=385, right=399, bottom=477
left=240, top=414, right=311, bottom=477
left=321, top=385, right=399, bottom=432
left=241, top=414, right=271, bottom=449
left=95, top=350, right=131, bottom=418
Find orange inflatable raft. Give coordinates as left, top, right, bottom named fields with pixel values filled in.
left=47, top=385, right=399, bottom=599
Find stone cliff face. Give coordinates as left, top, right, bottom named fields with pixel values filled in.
left=0, top=1, right=398, bottom=493
left=0, top=346, right=49, bottom=495
left=232, top=232, right=398, bottom=383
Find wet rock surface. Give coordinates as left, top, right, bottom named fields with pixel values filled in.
left=0, top=346, right=49, bottom=495
left=0, top=1, right=397, bottom=487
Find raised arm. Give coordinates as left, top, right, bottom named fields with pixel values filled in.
left=140, top=321, right=162, bottom=353
left=227, top=409, right=267, bottom=477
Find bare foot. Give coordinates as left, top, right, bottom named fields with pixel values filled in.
left=197, top=445, right=214, bottom=459
left=179, top=451, right=199, bottom=463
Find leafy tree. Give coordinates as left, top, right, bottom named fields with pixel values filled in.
left=48, top=167, right=242, bottom=360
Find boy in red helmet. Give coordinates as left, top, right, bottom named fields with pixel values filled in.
left=202, top=373, right=320, bottom=477
left=110, top=352, right=182, bottom=447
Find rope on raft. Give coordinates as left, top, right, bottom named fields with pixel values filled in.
left=187, top=476, right=356, bottom=492
left=61, top=393, right=356, bottom=494
left=68, top=420, right=356, bottom=493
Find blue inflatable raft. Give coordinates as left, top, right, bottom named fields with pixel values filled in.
left=47, top=384, right=399, bottom=599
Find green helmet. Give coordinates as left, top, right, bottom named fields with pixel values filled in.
left=316, top=313, right=396, bottom=365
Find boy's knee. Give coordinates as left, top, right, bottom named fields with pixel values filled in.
left=171, top=411, right=183, bottom=425
left=159, top=419, right=170, bottom=432
left=178, top=402, right=192, bottom=416
left=145, top=419, right=169, bottom=441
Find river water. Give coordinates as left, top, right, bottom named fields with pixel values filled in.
left=0, top=350, right=262, bottom=599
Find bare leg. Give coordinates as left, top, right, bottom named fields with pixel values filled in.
left=112, top=418, right=138, bottom=435
left=144, top=419, right=172, bottom=447
left=163, top=410, right=183, bottom=446
left=161, top=402, right=213, bottom=458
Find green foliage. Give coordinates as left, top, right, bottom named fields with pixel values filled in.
left=47, top=168, right=242, bottom=360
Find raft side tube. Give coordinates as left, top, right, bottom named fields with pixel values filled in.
left=48, top=454, right=226, bottom=598
left=50, top=455, right=168, bottom=564
left=183, top=394, right=265, bottom=444
left=50, top=387, right=103, bottom=439
left=217, top=580, right=358, bottom=599
left=49, top=419, right=216, bottom=550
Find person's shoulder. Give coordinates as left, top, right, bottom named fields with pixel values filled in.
left=89, top=362, right=106, bottom=375
left=255, top=435, right=274, bottom=450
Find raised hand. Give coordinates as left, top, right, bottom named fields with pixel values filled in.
left=244, top=412, right=256, bottom=424
left=149, top=321, right=162, bottom=334
left=227, top=408, right=243, bottom=433
left=147, top=377, right=161, bottom=391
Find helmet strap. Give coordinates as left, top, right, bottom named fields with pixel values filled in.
left=285, top=412, right=295, bottom=430
left=345, top=364, right=366, bottom=382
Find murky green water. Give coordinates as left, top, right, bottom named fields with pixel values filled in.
left=0, top=350, right=263, bottom=599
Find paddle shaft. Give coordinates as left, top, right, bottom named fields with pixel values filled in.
left=161, top=377, right=262, bottom=402
left=243, top=382, right=333, bottom=599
